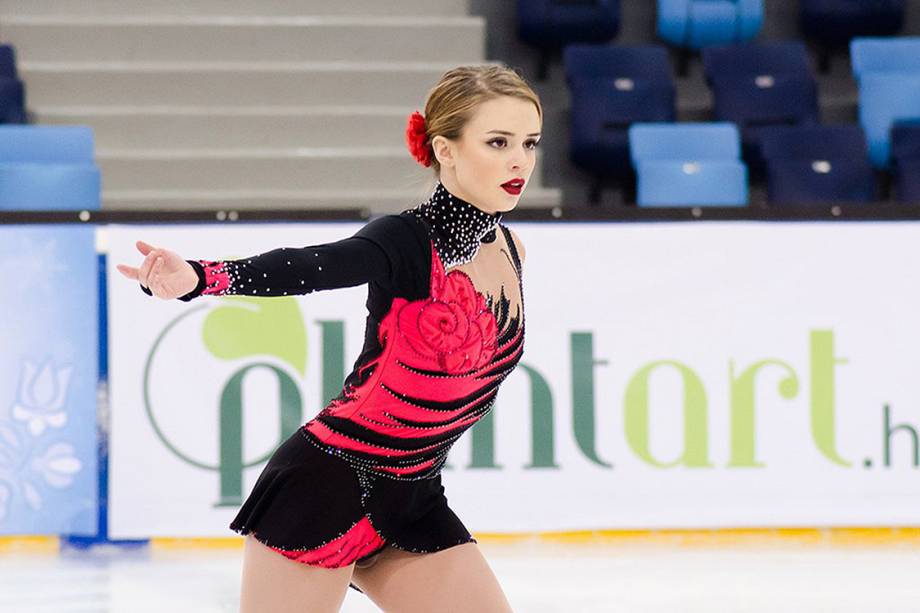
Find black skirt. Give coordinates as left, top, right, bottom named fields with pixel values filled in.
left=229, top=425, right=477, bottom=593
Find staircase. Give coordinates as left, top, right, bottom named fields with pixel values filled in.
left=0, top=0, right=562, bottom=213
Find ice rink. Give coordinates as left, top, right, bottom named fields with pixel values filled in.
left=1, top=537, right=919, bottom=612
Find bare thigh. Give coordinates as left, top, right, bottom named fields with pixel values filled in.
left=350, top=542, right=514, bottom=613
left=240, top=534, right=356, bottom=613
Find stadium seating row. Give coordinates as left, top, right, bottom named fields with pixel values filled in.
left=627, top=122, right=920, bottom=207
left=563, top=37, right=920, bottom=205
left=0, top=126, right=100, bottom=211
left=517, top=0, right=906, bottom=77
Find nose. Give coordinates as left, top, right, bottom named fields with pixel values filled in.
left=509, top=149, right=526, bottom=173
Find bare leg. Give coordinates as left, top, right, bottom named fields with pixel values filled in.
left=350, top=542, right=514, bottom=613
left=240, top=534, right=356, bottom=613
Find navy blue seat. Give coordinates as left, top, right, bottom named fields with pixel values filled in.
left=517, top=0, right=620, bottom=78
left=0, top=45, right=16, bottom=79
left=563, top=44, right=675, bottom=201
left=0, top=78, right=26, bottom=124
left=891, top=120, right=920, bottom=203
left=896, top=160, right=920, bottom=203
left=891, top=121, right=920, bottom=164
left=0, top=45, right=26, bottom=124
left=629, top=122, right=748, bottom=206
left=702, top=42, right=819, bottom=176
left=800, top=0, right=905, bottom=47
left=759, top=125, right=875, bottom=204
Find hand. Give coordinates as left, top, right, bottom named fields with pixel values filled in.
left=116, top=240, right=199, bottom=300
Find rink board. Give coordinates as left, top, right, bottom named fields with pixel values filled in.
left=105, top=221, right=920, bottom=538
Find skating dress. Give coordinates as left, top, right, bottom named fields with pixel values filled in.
left=139, top=182, right=524, bottom=592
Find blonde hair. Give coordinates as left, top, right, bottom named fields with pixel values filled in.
left=422, top=63, right=543, bottom=176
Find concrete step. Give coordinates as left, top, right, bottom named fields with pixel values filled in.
left=0, top=0, right=470, bottom=17
left=34, top=106, right=412, bottom=149
left=19, top=61, right=489, bottom=106
left=0, top=17, right=484, bottom=63
left=102, top=185, right=563, bottom=214
left=40, top=107, right=555, bottom=167
left=95, top=148, right=552, bottom=192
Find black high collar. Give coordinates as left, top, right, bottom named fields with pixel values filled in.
left=410, top=181, right=503, bottom=268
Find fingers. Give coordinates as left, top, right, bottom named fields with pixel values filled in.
left=137, top=249, right=162, bottom=288
left=116, top=263, right=139, bottom=280
left=147, top=257, right=163, bottom=298
left=149, top=256, right=167, bottom=298
left=136, top=240, right=155, bottom=255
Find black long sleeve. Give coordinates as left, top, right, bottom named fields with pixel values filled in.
left=138, top=214, right=429, bottom=302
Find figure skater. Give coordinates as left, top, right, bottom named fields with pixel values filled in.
left=116, top=63, right=541, bottom=613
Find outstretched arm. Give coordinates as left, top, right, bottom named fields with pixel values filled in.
left=141, top=235, right=390, bottom=301
left=119, top=215, right=419, bottom=302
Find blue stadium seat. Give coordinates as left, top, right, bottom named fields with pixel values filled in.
left=0, top=45, right=26, bottom=124
left=517, top=0, right=620, bottom=78
left=800, top=0, right=905, bottom=47
left=0, top=45, right=17, bottom=79
left=629, top=122, right=748, bottom=206
left=896, top=160, right=920, bottom=203
left=702, top=41, right=813, bottom=79
left=891, top=120, right=920, bottom=203
left=851, top=36, right=920, bottom=79
left=759, top=125, right=875, bottom=204
left=891, top=120, right=920, bottom=164
left=0, top=164, right=101, bottom=211
left=851, top=38, right=920, bottom=168
left=856, top=73, right=920, bottom=168
left=702, top=42, right=819, bottom=174
left=564, top=44, right=675, bottom=185
left=761, top=124, right=869, bottom=161
left=518, top=0, right=619, bottom=46
left=0, top=126, right=95, bottom=163
left=635, top=160, right=747, bottom=206
left=0, top=78, right=26, bottom=124
left=657, top=0, right=763, bottom=50
left=629, top=122, right=741, bottom=163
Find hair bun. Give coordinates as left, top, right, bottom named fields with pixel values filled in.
left=405, top=110, right=432, bottom=168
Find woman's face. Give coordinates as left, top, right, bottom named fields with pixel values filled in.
left=432, top=96, right=542, bottom=214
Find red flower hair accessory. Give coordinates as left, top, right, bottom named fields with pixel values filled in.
left=405, top=110, right=432, bottom=167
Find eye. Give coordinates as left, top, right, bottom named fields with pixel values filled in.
left=488, top=138, right=541, bottom=150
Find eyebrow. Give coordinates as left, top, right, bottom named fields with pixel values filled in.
left=486, top=130, right=542, bottom=137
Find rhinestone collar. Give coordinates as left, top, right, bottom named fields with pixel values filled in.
left=409, top=181, right=503, bottom=268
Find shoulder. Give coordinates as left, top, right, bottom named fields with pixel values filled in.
left=354, top=213, right=429, bottom=255
left=501, top=224, right=526, bottom=264
left=355, top=213, right=422, bottom=237
left=354, top=213, right=431, bottom=268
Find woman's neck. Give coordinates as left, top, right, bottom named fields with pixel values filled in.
left=437, top=172, right=497, bottom=215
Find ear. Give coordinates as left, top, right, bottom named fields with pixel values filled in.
left=430, top=135, right=455, bottom=169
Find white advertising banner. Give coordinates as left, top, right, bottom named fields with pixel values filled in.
left=107, top=221, right=920, bottom=538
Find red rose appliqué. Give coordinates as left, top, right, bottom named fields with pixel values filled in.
left=397, top=256, right=498, bottom=373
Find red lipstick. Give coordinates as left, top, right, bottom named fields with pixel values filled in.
left=501, top=178, right=525, bottom=195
